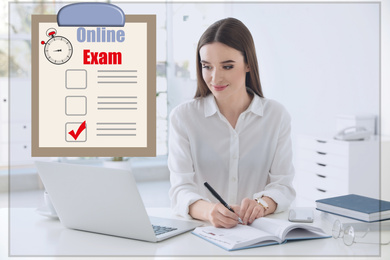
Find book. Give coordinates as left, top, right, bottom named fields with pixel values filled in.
left=191, top=217, right=329, bottom=251
left=315, top=194, right=390, bottom=222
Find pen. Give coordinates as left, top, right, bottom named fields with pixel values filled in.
left=204, top=182, right=243, bottom=224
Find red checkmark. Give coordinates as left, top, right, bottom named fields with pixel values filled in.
left=68, top=121, right=86, bottom=140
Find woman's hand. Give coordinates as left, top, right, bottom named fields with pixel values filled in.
left=189, top=200, right=240, bottom=228
left=189, top=197, right=277, bottom=228
left=238, top=197, right=277, bottom=225
left=208, top=203, right=240, bottom=228
left=238, top=198, right=264, bottom=225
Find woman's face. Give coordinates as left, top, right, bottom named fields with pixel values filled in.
left=199, top=42, right=249, bottom=101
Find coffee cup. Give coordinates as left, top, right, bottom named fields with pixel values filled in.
left=44, top=191, right=57, bottom=216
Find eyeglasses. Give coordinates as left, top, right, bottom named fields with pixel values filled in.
left=332, top=219, right=390, bottom=246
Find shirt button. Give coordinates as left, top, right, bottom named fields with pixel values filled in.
left=231, top=177, right=237, bottom=182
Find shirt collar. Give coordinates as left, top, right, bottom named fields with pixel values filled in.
left=203, top=89, right=264, bottom=118
left=247, top=92, right=264, bottom=117
left=204, top=94, right=219, bottom=117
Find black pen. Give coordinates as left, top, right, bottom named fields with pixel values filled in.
left=204, top=182, right=243, bottom=224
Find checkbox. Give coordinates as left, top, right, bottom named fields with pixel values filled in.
left=65, top=96, right=87, bottom=116
left=66, top=69, right=87, bottom=89
left=66, top=122, right=87, bottom=142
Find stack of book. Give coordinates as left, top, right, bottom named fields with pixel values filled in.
left=316, top=194, right=390, bottom=222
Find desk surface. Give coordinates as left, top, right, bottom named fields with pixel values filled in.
left=3, top=207, right=390, bottom=257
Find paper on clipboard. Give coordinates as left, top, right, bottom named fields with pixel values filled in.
left=31, top=3, right=156, bottom=157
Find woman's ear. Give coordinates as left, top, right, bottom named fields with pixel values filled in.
left=246, top=64, right=250, bottom=72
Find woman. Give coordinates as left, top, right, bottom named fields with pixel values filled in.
left=168, top=17, right=295, bottom=228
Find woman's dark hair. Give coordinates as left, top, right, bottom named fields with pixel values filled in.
left=195, top=17, right=263, bottom=98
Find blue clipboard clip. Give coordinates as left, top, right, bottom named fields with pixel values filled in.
left=57, top=2, right=125, bottom=27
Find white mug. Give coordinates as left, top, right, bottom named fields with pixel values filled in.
left=43, top=191, right=57, bottom=215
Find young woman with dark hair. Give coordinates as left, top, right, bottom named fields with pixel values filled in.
left=169, top=18, right=295, bottom=228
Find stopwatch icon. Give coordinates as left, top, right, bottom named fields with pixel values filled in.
left=41, top=28, right=73, bottom=65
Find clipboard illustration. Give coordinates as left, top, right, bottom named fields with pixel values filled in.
left=31, top=3, right=156, bottom=157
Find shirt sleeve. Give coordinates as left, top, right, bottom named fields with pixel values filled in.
left=253, top=107, right=296, bottom=213
left=167, top=106, right=210, bottom=219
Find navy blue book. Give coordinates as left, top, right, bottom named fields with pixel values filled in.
left=316, top=194, right=390, bottom=222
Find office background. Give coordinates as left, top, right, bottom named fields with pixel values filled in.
left=0, top=1, right=389, bottom=205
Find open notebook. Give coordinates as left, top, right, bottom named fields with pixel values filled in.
left=192, top=217, right=330, bottom=251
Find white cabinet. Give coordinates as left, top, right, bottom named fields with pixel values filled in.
left=294, top=134, right=380, bottom=204
left=1, top=78, right=34, bottom=166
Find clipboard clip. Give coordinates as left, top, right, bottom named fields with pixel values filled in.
left=57, top=3, right=125, bottom=27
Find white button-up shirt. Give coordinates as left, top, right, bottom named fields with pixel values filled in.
left=168, top=93, right=296, bottom=218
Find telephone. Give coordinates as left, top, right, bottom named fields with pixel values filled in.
left=334, top=126, right=371, bottom=141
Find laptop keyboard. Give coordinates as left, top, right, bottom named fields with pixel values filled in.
left=152, top=225, right=177, bottom=236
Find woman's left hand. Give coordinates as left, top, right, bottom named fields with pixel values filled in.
left=237, top=198, right=264, bottom=225
left=237, top=197, right=277, bottom=225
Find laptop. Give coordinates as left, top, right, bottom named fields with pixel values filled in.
left=35, top=161, right=201, bottom=242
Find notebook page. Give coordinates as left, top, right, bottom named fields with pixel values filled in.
left=250, top=217, right=299, bottom=239
left=193, top=224, right=281, bottom=250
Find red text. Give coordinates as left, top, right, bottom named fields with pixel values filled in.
left=83, top=49, right=122, bottom=65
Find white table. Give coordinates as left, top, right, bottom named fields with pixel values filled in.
left=3, top=207, right=390, bottom=257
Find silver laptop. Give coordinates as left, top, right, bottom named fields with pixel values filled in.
left=35, top=161, right=201, bottom=242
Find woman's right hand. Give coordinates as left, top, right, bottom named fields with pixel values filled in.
left=189, top=200, right=240, bottom=228
left=208, top=203, right=240, bottom=228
